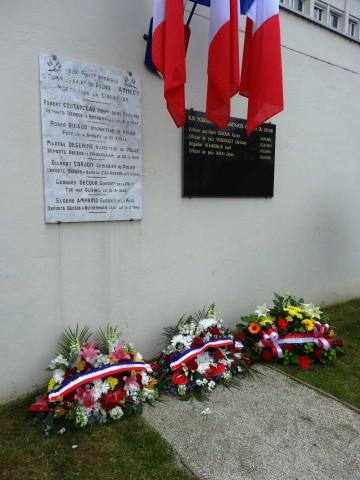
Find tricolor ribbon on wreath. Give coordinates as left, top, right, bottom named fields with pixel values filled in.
left=168, top=337, right=235, bottom=371
left=258, top=322, right=333, bottom=359
left=48, top=362, right=153, bottom=402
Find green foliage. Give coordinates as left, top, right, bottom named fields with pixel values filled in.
left=94, top=325, right=123, bottom=354
left=57, top=325, right=92, bottom=358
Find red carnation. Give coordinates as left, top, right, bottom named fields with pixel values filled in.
left=235, top=332, right=243, bottom=342
left=192, top=337, right=205, bottom=347
left=243, top=357, right=252, bottom=366
left=299, top=356, right=311, bottom=368
left=164, top=354, right=172, bottom=363
left=336, top=338, right=344, bottom=347
left=282, top=343, right=294, bottom=353
left=277, top=318, right=288, bottom=331
left=172, top=369, right=188, bottom=385
left=262, top=350, right=273, bottom=362
left=210, top=327, right=221, bottom=336
left=186, top=360, right=198, bottom=371
left=214, top=350, right=224, bottom=361
left=313, top=349, right=323, bottom=359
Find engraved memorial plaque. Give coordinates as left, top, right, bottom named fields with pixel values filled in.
left=39, top=56, right=142, bottom=222
left=183, top=110, right=276, bottom=197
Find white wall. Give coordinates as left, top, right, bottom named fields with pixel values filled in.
left=1, top=0, right=360, bottom=403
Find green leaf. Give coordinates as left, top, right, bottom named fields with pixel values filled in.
left=57, top=325, right=92, bottom=357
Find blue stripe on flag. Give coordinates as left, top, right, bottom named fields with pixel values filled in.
left=240, top=0, right=256, bottom=14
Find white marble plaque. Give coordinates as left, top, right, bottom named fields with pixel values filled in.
left=39, top=56, right=142, bottom=222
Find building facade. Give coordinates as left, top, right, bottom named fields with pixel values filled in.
left=281, top=0, right=360, bottom=39
left=1, top=0, right=360, bottom=403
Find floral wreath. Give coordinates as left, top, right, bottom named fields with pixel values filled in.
left=153, top=305, right=252, bottom=400
left=236, top=293, right=344, bottom=368
left=30, top=325, right=158, bottom=435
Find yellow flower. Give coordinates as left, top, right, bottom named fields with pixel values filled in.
left=248, top=322, right=261, bottom=334
left=76, top=360, right=86, bottom=373
left=301, top=319, right=314, bottom=331
left=147, top=377, right=158, bottom=390
left=329, top=329, right=335, bottom=337
left=284, top=306, right=304, bottom=319
left=48, top=377, right=58, bottom=392
left=107, top=376, right=119, bottom=390
left=286, top=315, right=294, bottom=322
left=259, top=316, right=274, bottom=327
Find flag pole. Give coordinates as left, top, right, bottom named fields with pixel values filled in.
left=186, top=1, right=198, bottom=26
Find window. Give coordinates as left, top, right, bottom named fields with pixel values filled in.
left=292, top=0, right=304, bottom=13
left=348, top=20, right=356, bottom=37
left=329, top=12, right=339, bottom=29
left=314, top=6, right=324, bottom=22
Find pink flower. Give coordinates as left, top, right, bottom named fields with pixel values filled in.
left=79, top=345, right=100, bottom=363
left=108, top=344, right=131, bottom=363
left=74, top=384, right=97, bottom=410
left=123, top=374, right=140, bottom=391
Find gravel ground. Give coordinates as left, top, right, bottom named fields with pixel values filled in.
left=143, top=365, right=360, bottom=480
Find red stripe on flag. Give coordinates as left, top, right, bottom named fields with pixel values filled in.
left=206, top=0, right=240, bottom=129
left=164, top=0, right=186, bottom=127
left=240, top=14, right=284, bottom=136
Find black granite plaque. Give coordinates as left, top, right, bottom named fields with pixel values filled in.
left=182, top=110, right=276, bottom=197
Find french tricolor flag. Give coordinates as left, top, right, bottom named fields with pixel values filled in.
left=206, top=0, right=240, bottom=129
left=239, top=0, right=284, bottom=135
left=152, top=0, right=189, bottom=127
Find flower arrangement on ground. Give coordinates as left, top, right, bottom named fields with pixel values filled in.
left=153, top=304, right=252, bottom=400
left=30, top=325, right=158, bottom=435
left=236, top=293, right=344, bottom=368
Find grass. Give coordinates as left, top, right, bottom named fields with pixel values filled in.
left=0, top=395, right=196, bottom=480
left=0, top=298, right=359, bottom=479
left=275, top=297, right=360, bottom=409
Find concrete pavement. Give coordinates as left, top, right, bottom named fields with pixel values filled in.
left=143, top=365, right=360, bottom=480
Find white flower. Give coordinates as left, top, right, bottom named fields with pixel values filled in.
left=178, top=321, right=197, bottom=336
left=178, top=385, right=187, bottom=396
left=75, top=408, right=89, bottom=427
left=198, top=318, right=217, bottom=332
left=301, top=303, right=322, bottom=319
left=311, top=306, right=322, bottom=319
left=92, top=379, right=110, bottom=400
left=52, top=369, right=65, bottom=385
left=48, top=355, right=68, bottom=370
left=140, top=372, right=151, bottom=386
left=255, top=303, right=270, bottom=317
left=170, top=334, right=192, bottom=351
left=94, top=354, right=110, bottom=368
left=57, top=427, right=66, bottom=435
left=141, top=387, right=158, bottom=401
left=134, top=352, right=143, bottom=362
left=208, top=381, right=216, bottom=390
left=109, top=406, right=124, bottom=420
